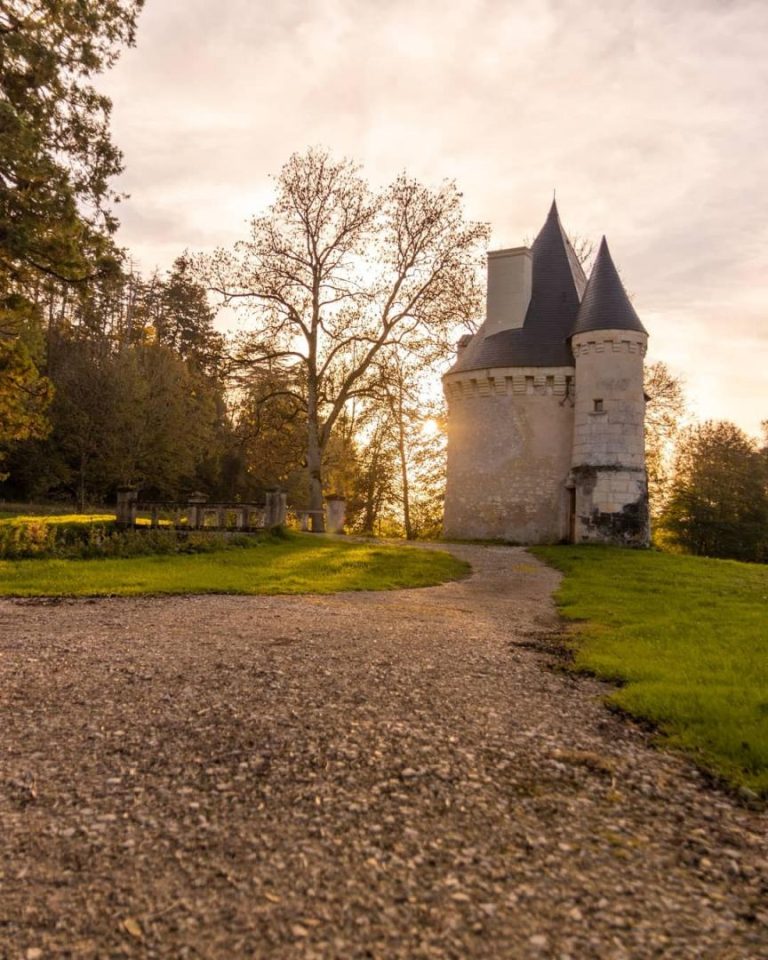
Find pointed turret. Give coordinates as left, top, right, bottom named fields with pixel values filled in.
left=524, top=199, right=587, bottom=344
left=569, top=236, right=649, bottom=547
left=572, top=237, right=646, bottom=336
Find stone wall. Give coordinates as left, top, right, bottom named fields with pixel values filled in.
left=570, top=465, right=649, bottom=545
left=443, top=366, right=575, bottom=543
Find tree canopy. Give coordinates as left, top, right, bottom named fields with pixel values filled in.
left=0, top=0, right=143, bottom=282
left=662, top=420, right=768, bottom=562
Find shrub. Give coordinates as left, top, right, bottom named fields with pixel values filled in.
left=0, top=517, right=267, bottom=560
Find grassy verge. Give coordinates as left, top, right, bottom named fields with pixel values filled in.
left=0, top=533, right=468, bottom=597
left=531, top=545, right=768, bottom=796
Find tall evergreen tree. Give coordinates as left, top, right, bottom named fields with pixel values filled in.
left=0, top=0, right=143, bottom=463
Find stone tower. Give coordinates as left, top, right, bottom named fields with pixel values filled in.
left=569, top=237, right=649, bottom=544
left=442, top=202, right=650, bottom=546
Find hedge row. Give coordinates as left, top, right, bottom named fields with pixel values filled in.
left=0, top=518, right=264, bottom=560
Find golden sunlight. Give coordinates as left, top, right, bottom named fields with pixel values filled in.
left=421, top=417, right=440, bottom=438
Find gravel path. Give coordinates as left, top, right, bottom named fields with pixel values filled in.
left=1, top=544, right=766, bottom=959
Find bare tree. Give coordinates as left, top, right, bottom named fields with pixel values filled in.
left=202, top=149, right=488, bottom=530
left=569, top=234, right=596, bottom=273
left=369, top=340, right=451, bottom=539
left=644, top=360, right=687, bottom=513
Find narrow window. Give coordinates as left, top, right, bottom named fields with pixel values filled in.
left=525, top=376, right=534, bottom=395
left=546, top=375, right=554, bottom=395
left=593, top=398, right=604, bottom=413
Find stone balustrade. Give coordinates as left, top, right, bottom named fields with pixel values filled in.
left=115, top=489, right=287, bottom=531
left=116, top=489, right=347, bottom=534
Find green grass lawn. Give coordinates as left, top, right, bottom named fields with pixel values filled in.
left=0, top=533, right=468, bottom=597
left=532, top=545, right=768, bottom=796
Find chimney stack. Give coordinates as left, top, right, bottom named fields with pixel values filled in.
left=484, top=247, right=532, bottom=337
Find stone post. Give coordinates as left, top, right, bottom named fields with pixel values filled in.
left=325, top=495, right=346, bottom=534
left=115, top=486, right=138, bottom=529
left=187, top=492, right=208, bottom=530
left=264, top=490, right=275, bottom=528
left=264, top=489, right=286, bottom=529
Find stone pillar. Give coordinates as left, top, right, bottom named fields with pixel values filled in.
left=275, top=492, right=287, bottom=526
left=187, top=492, right=208, bottom=530
left=264, top=490, right=287, bottom=529
left=325, top=495, right=346, bottom=534
left=115, top=486, right=138, bottom=529
left=264, top=490, right=275, bottom=528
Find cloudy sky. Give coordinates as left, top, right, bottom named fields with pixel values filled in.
left=97, top=0, right=768, bottom=435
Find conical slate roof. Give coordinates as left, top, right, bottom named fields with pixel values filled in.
left=450, top=200, right=586, bottom=372
left=572, top=237, right=646, bottom=336
left=526, top=199, right=587, bottom=336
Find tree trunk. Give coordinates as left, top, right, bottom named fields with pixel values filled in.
left=397, top=416, right=413, bottom=540
left=363, top=472, right=378, bottom=534
left=360, top=438, right=383, bottom=533
left=307, top=415, right=325, bottom=533
left=78, top=455, right=87, bottom=513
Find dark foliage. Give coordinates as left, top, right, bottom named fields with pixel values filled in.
left=661, top=420, right=768, bottom=562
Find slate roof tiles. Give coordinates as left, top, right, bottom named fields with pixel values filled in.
left=449, top=203, right=644, bottom=375
left=573, top=236, right=647, bottom=336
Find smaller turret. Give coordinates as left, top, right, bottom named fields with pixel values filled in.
left=569, top=238, right=649, bottom=546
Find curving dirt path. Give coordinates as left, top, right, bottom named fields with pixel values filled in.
left=0, top=544, right=766, bottom=959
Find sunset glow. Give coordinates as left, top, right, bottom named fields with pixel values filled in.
left=97, top=0, right=768, bottom=436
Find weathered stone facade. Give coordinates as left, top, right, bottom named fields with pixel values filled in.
left=443, top=368, right=574, bottom=542
left=443, top=203, right=650, bottom=547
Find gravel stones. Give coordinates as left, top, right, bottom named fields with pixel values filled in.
left=0, top=545, right=766, bottom=958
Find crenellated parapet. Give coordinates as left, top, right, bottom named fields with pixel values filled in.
left=444, top=367, right=575, bottom=402
left=571, top=333, right=647, bottom=359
